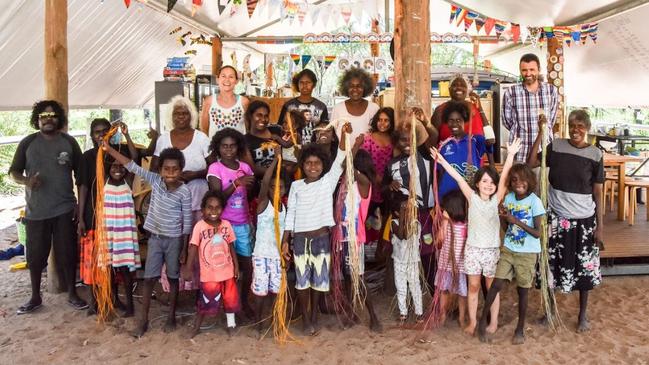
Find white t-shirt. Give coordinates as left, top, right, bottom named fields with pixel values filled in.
left=154, top=129, right=210, bottom=211
left=331, top=101, right=380, bottom=141
left=465, top=192, right=501, bottom=249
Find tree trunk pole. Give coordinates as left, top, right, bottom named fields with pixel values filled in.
left=547, top=37, right=566, bottom=137
left=211, top=36, right=223, bottom=78
left=393, top=0, right=431, bottom=127
left=44, top=0, right=68, bottom=293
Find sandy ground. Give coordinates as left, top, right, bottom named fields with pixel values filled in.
left=1, top=225, right=649, bottom=365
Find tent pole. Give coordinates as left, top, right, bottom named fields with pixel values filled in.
left=44, top=0, right=68, bottom=294
left=393, top=0, right=431, bottom=128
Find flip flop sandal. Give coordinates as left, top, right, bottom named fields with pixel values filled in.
left=68, top=299, right=89, bottom=310
left=17, top=302, right=42, bottom=315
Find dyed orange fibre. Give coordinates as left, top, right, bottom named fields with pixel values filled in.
left=91, top=126, right=119, bottom=322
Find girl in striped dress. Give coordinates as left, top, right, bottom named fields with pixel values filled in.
left=103, top=160, right=141, bottom=316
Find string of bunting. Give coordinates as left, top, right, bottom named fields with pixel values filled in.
left=448, top=3, right=598, bottom=46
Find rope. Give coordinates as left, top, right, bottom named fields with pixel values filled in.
left=91, top=125, right=120, bottom=322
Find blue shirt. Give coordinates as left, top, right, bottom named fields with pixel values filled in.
left=438, top=134, right=489, bottom=198
left=126, top=161, right=193, bottom=237
left=503, top=192, right=545, bottom=253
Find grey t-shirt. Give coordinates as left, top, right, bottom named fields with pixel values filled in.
left=9, top=132, right=81, bottom=220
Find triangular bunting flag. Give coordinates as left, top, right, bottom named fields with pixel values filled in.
left=217, top=0, right=229, bottom=15
left=484, top=18, right=496, bottom=35
left=301, top=55, right=312, bottom=69
left=167, top=0, right=178, bottom=12
left=191, top=0, right=202, bottom=16
left=588, top=23, right=598, bottom=43
left=247, top=0, right=258, bottom=17
left=324, top=55, right=336, bottom=71
left=494, top=21, right=507, bottom=37
left=455, top=8, right=468, bottom=27
left=290, top=54, right=301, bottom=66
left=342, top=6, right=352, bottom=24
left=474, top=16, right=486, bottom=33
left=543, top=26, right=555, bottom=39
left=511, top=23, right=520, bottom=43
left=124, top=0, right=131, bottom=8
left=449, top=5, right=458, bottom=23
left=463, top=15, right=475, bottom=32
left=298, top=5, right=306, bottom=25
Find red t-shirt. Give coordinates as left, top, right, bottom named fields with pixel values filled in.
left=190, top=219, right=236, bottom=282
left=437, top=102, right=485, bottom=142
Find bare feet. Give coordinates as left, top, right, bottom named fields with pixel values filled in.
left=369, top=319, right=383, bottom=333
left=486, top=322, right=498, bottom=334
left=398, top=315, right=407, bottom=326
left=163, top=317, right=177, bottom=333
left=512, top=329, right=525, bottom=345
left=577, top=317, right=591, bottom=333
left=458, top=316, right=467, bottom=329
left=415, top=315, right=425, bottom=324
left=477, top=320, right=491, bottom=343
left=122, top=308, right=134, bottom=318
left=226, top=326, right=236, bottom=337
left=464, top=321, right=476, bottom=336
left=185, top=326, right=200, bottom=339
left=131, top=320, right=149, bottom=338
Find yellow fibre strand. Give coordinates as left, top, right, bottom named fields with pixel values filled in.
left=271, top=154, right=295, bottom=344
left=285, top=111, right=298, bottom=146
left=343, top=132, right=365, bottom=310
left=538, top=113, right=563, bottom=331
left=406, top=114, right=420, bottom=238
left=92, top=126, right=118, bottom=322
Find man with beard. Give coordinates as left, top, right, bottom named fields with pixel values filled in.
left=9, top=100, right=87, bottom=314
left=502, top=54, right=558, bottom=162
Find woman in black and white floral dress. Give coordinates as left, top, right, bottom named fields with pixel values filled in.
left=528, top=109, right=604, bottom=333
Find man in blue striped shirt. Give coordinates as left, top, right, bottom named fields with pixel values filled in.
left=104, top=143, right=192, bottom=338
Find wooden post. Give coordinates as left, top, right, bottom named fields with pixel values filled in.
left=393, top=0, right=431, bottom=127
left=370, top=18, right=380, bottom=86
left=211, top=36, right=223, bottom=78
left=547, top=37, right=566, bottom=137
left=44, top=0, right=68, bottom=293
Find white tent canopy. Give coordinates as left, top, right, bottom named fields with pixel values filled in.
left=1, top=0, right=648, bottom=109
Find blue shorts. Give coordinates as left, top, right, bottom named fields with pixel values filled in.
left=231, top=223, right=253, bottom=257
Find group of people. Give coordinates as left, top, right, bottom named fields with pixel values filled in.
left=9, top=53, right=604, bottom=344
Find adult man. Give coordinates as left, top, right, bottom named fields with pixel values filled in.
left=9, top=100, right=87, bottom=314
left=502, top=53, right=558, bottom=162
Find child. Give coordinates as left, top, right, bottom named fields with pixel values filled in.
left=435, top=190, right=468, bottom=327
left=103, top=143, right=192, bottom=337
left=332, top=149, right=382, bottom=332
left=207, top=128, right=256, bottom=318
left=390, top=191, right=423, bottom=323
left=251, top=149, right=286, bottom=334
left=102, top=159, right=141, bottom=317
left=281, top=122, right=352, bottom=336
left=430, top=137, right=521, bottom=336
left=477, top=164, right=545, bottom=344
left=183, top=191, right=240, bottom=338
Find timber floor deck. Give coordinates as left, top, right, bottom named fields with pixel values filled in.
left=601, top=203, right=649, bottom=259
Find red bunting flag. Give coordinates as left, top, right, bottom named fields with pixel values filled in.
left=484, top=18, right=496, bottom=35
left=191, top=0, right=202, bottom=16
left=511, top=23, right=520, bottom=43
left=247, top=0, right=258, bottom=17
left=124, top=0, right=131, bottom=8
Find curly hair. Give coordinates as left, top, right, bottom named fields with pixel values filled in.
left=442, top=100, right=470, bottom=124
left=30, top=100, right=67, bottom=130
left=244, top=100, right=270, bottom=130
left=201, top=189, right=226, bottom=209
left=209, top=127, right=247, bottom=159
left=159, top=147, right=186, bottom=170
left=291, top=69, right=318, bottom=92
left=165, top=95, right=198, bottom=131
left=369, top=107, right=395, bottom=134
left=508, top=163, right=537, bottom=194
left=338, top=67, right=375, bottom=98
left=472, top=165, right=500, bottom=196
left=299, top=143, right=332, bottom=177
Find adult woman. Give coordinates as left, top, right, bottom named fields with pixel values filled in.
left=200, top=66, right=250, bottom=137
left=331, top=68, right=379, bottom=140
left=528, top=109, right=604, bottom=333
left=278, top=69, right=329, bottom=143
left=432, top=76, right=490, bottom=150
left=153, top=96, right=210, bottom=290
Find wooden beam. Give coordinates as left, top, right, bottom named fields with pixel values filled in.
left=211, top=36, right=223, bottom=77
left=393, top=0, right=431, bottom=127
left=546, top=37, right=567, bottom=137
left=370, top=18, right=380, bottom=85
left=44, top=0, right=68, bottom=294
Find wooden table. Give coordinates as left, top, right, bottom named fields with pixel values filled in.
left=603, top=153, right=644, bottom=220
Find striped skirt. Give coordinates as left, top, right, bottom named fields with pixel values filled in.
left=104, top=182, right=141, bottom=272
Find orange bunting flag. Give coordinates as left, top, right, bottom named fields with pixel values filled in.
left=484, top=18, right=496, bottom=35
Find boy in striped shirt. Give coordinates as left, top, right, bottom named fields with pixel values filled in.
left=104, top=143, right=192, bottom=338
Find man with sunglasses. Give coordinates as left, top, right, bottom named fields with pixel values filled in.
left=9, top=100, right=87, bottom=314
